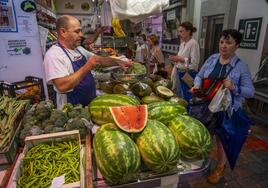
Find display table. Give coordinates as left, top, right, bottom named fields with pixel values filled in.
left=93, top=159, right=210, bottom=188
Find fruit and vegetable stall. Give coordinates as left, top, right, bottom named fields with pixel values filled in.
left=0, top=63, right=213, bottom=188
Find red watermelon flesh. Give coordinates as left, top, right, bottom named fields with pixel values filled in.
left=110, top=105, right=148, bottom=133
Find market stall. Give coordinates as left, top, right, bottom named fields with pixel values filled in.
left=0, top=0, right=214, bottom=187
left=0, top=63, right=213, bottom=187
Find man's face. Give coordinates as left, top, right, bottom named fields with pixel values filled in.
left=62, top=18, right=83, bottom=49
left=138, top=37, right=144, bottom=44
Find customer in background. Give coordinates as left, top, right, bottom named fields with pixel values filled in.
left=135, top=34, right=148, bottom=64
left=147, top=34, right=167, bottom=78
left=189, top=29, right=255, bottom=184
left=168, top=22, right=200, bottom=103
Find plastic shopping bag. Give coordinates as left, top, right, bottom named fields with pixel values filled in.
left=110, top=0, right=169, bottom=23
left=208, top=85, right=232, bottom=113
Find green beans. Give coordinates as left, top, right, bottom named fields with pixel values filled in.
left=0, top=96, right=28, bottom=151
left=17, top=140, right=80, bottom=188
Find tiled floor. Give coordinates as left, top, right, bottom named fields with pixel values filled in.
left=178, top=122, right=268, bottom=188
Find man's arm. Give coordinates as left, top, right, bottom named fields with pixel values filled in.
left=53, top=55, right=132, bottom=92
left=83, top=26, right=108, bottom=45
left=53, top=57, right=95, bottom=92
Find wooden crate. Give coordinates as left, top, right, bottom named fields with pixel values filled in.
left=11, top=130, right=85, bottom=188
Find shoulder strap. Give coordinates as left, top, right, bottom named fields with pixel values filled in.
left=58, top=42, right=73, bottom=63
left=224, top=58, right=240, bottom=78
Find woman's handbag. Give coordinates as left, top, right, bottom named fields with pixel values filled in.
left=181, top=70, right=194, bottom=88
left=181, top=58, right=194, bottom=88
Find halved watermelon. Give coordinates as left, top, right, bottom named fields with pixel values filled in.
left=110, top=105, right=148, bottom=133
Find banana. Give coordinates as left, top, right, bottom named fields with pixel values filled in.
left=112, top=18, right=125, bottom=37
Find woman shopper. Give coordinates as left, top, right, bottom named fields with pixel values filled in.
left=135, top=34, right=148, bottom=64
left=189, top=29, right=255, bottom=184
left=147, top=34, right=166, bottom=78
left=168, top=22, right=200, bottom=103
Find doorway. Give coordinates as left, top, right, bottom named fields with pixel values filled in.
left=200, top=15, right=224, bottom=64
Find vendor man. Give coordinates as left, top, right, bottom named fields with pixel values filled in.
left=44, top=15, right=132, bottom=109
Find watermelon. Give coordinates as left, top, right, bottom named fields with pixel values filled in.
left=168, top=115, right=212, bottom=161
left=89, top=94, right=140, bottom=125
left=148, top=101, right=187, bottom=125
left=99, top=80, right=119, bottom=94
left=153, top=79, right=172, bottom=89
left=155, top=86, right=174, bottom=99
left=140, top=77, right=154, bottom=88
left=169, top=96, right=188, bottom=108
left=141, top=95, right=164, bottom=104
left=136, top=120, right=180, bottom=173
left=93, top=123, right=141, bottom=183
left=131, top=82, right=152, bottom=98
left=125, top=91, right=141, bottom=103
left=112, top=83, right=131, bottom=94
left=110, top=105, right=147, bottom=133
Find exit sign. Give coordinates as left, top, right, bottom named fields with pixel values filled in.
left=238, top=17, right=262, bottom=49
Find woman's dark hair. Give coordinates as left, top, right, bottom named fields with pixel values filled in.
left=148, top=34, right=159, bottom=45
left=219, top=29, right=242, bottom=45
left=179, top=22, right=197, bottom=35
left=139, top=34, right=147, bottom=42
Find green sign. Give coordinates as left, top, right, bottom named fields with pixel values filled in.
left=238, top=17, right=262, bottom=49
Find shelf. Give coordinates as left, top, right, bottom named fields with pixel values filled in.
left=38, top=22, right=56, bottom=30
left=36, top=3, right=56, bottom=19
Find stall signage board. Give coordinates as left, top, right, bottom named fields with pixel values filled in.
left=6, top=39, right=31, bottom=56
left=167, top=9, right=176, bottom=21
left=238, top=17, right=262, bottom=49
left=0, top=0, right=18, bottom=32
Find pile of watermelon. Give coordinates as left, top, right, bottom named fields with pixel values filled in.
left=97, top=73, right=189, bottom=108
left=90, top=92, right=212, bottom=184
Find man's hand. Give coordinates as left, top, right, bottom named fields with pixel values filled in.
left=96, top=26, right=109, bottom=34
left=116, top=59, right=134, bottom=71
left=83, top=26, right=109, bottom=46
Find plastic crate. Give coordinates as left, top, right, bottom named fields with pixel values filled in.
left=0, top=76, right=45, bottom=103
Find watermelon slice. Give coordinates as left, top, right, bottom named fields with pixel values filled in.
left=110, top=105, right=148, bottom=133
